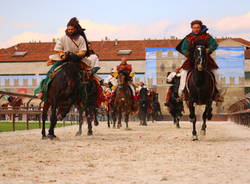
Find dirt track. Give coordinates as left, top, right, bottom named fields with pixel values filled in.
left=0, top=121, right=250, bottom=184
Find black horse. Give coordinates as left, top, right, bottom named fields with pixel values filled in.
left=112, top=72, right=133, bottom=129
left=185, top=43, right=215, bottom=141
left=151, top=93, right=162, bottom=122
left=168, top=74, right=183, bottom=128
left=75, top=76, right=98, bottom=136
left=138, top=87, right=148, bottom=126
left=41, top=52, right=97, bottom=139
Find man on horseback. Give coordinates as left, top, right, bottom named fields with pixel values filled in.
left=116, top=57, right=137, bottom=111
left=35, top=17, right=105, bottom=107
left=165, top=68, right=181, bottom=107
left=116, top=57, right=136, bottom=96
left=105, top=68, right=118, bottom=92
left=176, top=20, right=223, bottom=102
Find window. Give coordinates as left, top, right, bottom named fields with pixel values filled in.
left=12, top=51, right=27, bottom=57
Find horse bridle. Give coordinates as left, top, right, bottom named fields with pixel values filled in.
left=194, top=45, right=206, bottom=71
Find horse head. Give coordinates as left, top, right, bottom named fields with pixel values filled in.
left=117, top=72, right=127, bottom=86
left=193, top=41, right=208, bottom=72
left=64, top=52, right=81, bottom=63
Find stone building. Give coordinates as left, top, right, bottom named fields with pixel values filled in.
left=0, top=38, right=250, bottom=114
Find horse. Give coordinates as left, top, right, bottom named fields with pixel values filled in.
left=7, top=96, right=23, bottom=109
left=41, top=52, right=95, bottom=139
left=138, top=87, right=148, bottom=126
left=75, top=76, right=98, bottom=136
left=151, top=93, right=163, bottom=122
left=107, top=95, right=114, bottom=128
left=185, top=43, right=216, bottom=141
left=168, top=75, right=183, bottom=128
left=112, top=72, right=133, bottom=129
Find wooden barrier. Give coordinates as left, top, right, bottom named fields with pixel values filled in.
left=0, top=90, right=79, bottom=131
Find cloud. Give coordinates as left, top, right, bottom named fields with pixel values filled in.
left=0, top=28, right=65, bottom=49
left=79, top=19, right=171, bottom=40
left=13, top=22, right=37, bottom=28
left=0, top=12, right=250, bottom=49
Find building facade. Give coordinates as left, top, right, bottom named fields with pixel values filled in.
left=0, top=38, right=250, bottom=114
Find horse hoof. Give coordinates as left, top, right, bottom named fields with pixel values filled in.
left=192, top=135, right=198, bottom=141
left=87, top=132, right=93, bottom=136
left=94, top=121, right=99, bottom=126
left=42, top=136, right=47, bottom=140
left=201, top=130, right=206, bottom=136
left=176, top=125, right=180, bottom=129
left=75, top=132, right=82, bottom=136
left=47, top=134, right=57, bottom=140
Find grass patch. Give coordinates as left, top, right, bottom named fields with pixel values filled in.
left=0, top=121, right=76, bottom=132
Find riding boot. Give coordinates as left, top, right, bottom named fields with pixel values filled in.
left=211, top=69, right=224, bottom=103
left=164, top=88, right=173, bottom=107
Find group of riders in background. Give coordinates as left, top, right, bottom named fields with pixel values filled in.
left=34, top=17, right=224, bottom=140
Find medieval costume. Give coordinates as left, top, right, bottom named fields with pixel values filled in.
left=176, top=24, right=221, bottom=100
left=35, top=17, right=105, bottom=106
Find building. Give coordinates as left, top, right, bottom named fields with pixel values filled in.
left=0, top=38, right=250, bottom=114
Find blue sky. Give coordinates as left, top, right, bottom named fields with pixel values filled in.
left=0, top=0, right=250, bottom=48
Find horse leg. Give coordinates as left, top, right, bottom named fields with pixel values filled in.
left=117, top=110, right=122, bottom=129
left=107, top=111, right=110, bottom=128
left=41, top=101, right=50, bottom=139
left=175, top=114, right=180, bottom=129
left=48, top=101, right=57, bottom=139
left=125, top=112, right=129, bottom=129
left=176, top=117, right=180, bottom=128
left=143, top=110, right=147, bottom=126
left=112, top=109, right=116, bottom=128
left=76, top=108, right=84, bottom=136
left=86, top=108, right=93, bottom=136
left=201, top=101, right=212, bottom=135
left=94, top=107, right=99, bottom=126
left=188, top=101, right=198, bottom=141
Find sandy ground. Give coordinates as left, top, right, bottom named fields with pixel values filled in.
left=0, top=120, right=250, bottom=184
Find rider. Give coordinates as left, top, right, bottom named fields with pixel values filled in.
left=35, top=17, right=88, bottom=100
left=35, top=17, right=105, bottom=107
left=176, top=20, right=223, bottom=102
left=116, top=57, right=136, bottom=97
left=164, top=68, right=181, bottom=107
left=116, top=57, right=137, bottom=110
left=105, top=68, right=118, bottom=92
left=137, top=81, right=147, bottom=92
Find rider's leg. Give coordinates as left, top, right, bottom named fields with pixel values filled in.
left=128, top=83, right=137, bottom=111
left=178, top=69, right=188, bottom=97
left=211, top=69, right=220, bottom=90
left=211, top=69, right=223, bottom=102
left=165, top=87, right=173, bottom=106
left=129, top=83, right=136, bottom=97
left=35, top=60, right=63, bottom=99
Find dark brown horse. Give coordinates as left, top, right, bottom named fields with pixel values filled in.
left=185, top=43, right=215, bottom=141
left=75, top=76, right=98, bottom=136
left=168, top=75, right=183, bottom=128
left=112, top=72, right=133, bottom=129
left=7, top=96, right=23, bottom=109
left=138, top=87, right=148, bottom=126
left=41, top=52, right=94, bottom=139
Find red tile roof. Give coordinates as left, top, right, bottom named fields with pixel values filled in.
left=0, top=38, right=250, bottom=62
